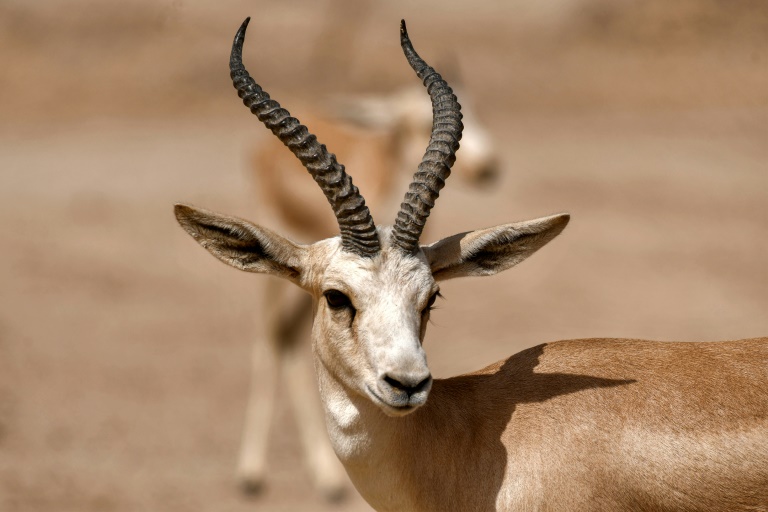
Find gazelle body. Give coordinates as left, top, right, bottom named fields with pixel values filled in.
left=176, top=18, right=768, bottom=511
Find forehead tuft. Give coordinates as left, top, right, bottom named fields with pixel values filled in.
left=317, top=227, right=432, bottom=291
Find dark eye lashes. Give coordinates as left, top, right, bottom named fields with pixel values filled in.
left=324, top=290, right=353, bottom=310
left=424, top=291, right=442, bottom=312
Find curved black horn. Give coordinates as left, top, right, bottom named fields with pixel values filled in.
left=391, top=20, right=463, bottom=254
left=230, top=18, right=380, bottom=257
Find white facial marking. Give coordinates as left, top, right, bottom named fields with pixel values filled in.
left=310, top=228, right=436, bottom=417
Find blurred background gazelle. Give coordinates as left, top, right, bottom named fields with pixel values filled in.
left=0, top=0, right=766, bottom=511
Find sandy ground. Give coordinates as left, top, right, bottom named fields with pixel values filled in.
left=1, top=1, right=766, bottom=511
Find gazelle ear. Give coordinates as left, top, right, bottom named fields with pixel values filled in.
left=423, top=214, right=570, bottom=282
left=174, top=204, right=308, bottom=286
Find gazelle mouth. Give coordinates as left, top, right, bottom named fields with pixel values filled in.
left=365, top=385, right=423, bottom=416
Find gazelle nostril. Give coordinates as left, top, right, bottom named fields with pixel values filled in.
left=478, top=165, right=498, bottom=184
left=471, top=161, right=499, bottom=187
left=413, top=375, right=432, bottom=393
left=383, top=374, right=433, bottom=395
left=383, top=375, right=406, bottom=391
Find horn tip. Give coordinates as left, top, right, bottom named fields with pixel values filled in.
left=232, top=17, right=251, bottom=68
left=236, top=17, right=251, bottom=41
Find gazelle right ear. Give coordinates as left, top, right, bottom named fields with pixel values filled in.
left=174, top=204, right=308, bottom=286
left=423, top=213, right=570, bottom=282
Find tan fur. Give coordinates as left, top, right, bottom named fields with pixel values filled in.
left=175, top=203, right=768, bottom=511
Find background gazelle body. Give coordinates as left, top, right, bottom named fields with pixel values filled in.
left=176, top=18, right=768, bottom=512
left=240, top=66, right=498, bottom=498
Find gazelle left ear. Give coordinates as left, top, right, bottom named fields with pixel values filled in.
left=423, top=213, right=570, bottom=282
left=174, top=204, right=308, bottom=286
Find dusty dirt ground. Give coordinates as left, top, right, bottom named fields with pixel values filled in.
left=1, top=1, right=766, bottom=511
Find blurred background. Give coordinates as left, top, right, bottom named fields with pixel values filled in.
left=0, top=0, right=766, bottom=510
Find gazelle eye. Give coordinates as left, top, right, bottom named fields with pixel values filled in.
left=424, top=291, right=441, bottom=313
left=324, top=290, right=352, bottom=310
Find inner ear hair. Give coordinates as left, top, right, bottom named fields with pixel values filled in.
left=174, top=203, right=306, bottom=282
left=425, top=213, right=570, bottom=281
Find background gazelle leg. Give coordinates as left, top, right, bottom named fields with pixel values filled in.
left=236, top=276, right=285, bottom=494
left=238, top=276, right=348, bottom=499
left=278, top=289, right=348, bottom=501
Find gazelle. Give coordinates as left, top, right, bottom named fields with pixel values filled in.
left=250, top=82, right=498, bottom=243
left=176, top=18, right=768, bottom=512
left=239, top=26, right=498, bottom=500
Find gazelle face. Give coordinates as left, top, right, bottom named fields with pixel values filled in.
left=308, top=229, right=437, bottom=417
left=400, top=95, right=498, bottom=186
left=452, top=114, right=498, bottom=186
left=400, top=87, right=498, bottom=187
left=175, top=204, right=569, bottom=418
left=333, top=86, right=499, bottom=187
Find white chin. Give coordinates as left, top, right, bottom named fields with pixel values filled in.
left=366, top=385, right=426, bottom=417
left=380, top=402, right=420, bottom=417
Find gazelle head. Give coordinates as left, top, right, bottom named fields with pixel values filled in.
left=331, top=73, right=499, bottom=186
left=176, top=18, right=569, bottom=417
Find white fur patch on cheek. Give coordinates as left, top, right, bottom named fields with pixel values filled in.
left=460, top=124, right=492, bottom=157
left=324, top=392, right=372, bottom=461
left=327, top=389, right=361, bottom=431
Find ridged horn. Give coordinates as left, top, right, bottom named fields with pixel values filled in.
left=392, top=20, right=463, bottom=254
left=229, top=17, right=380, bottom=257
